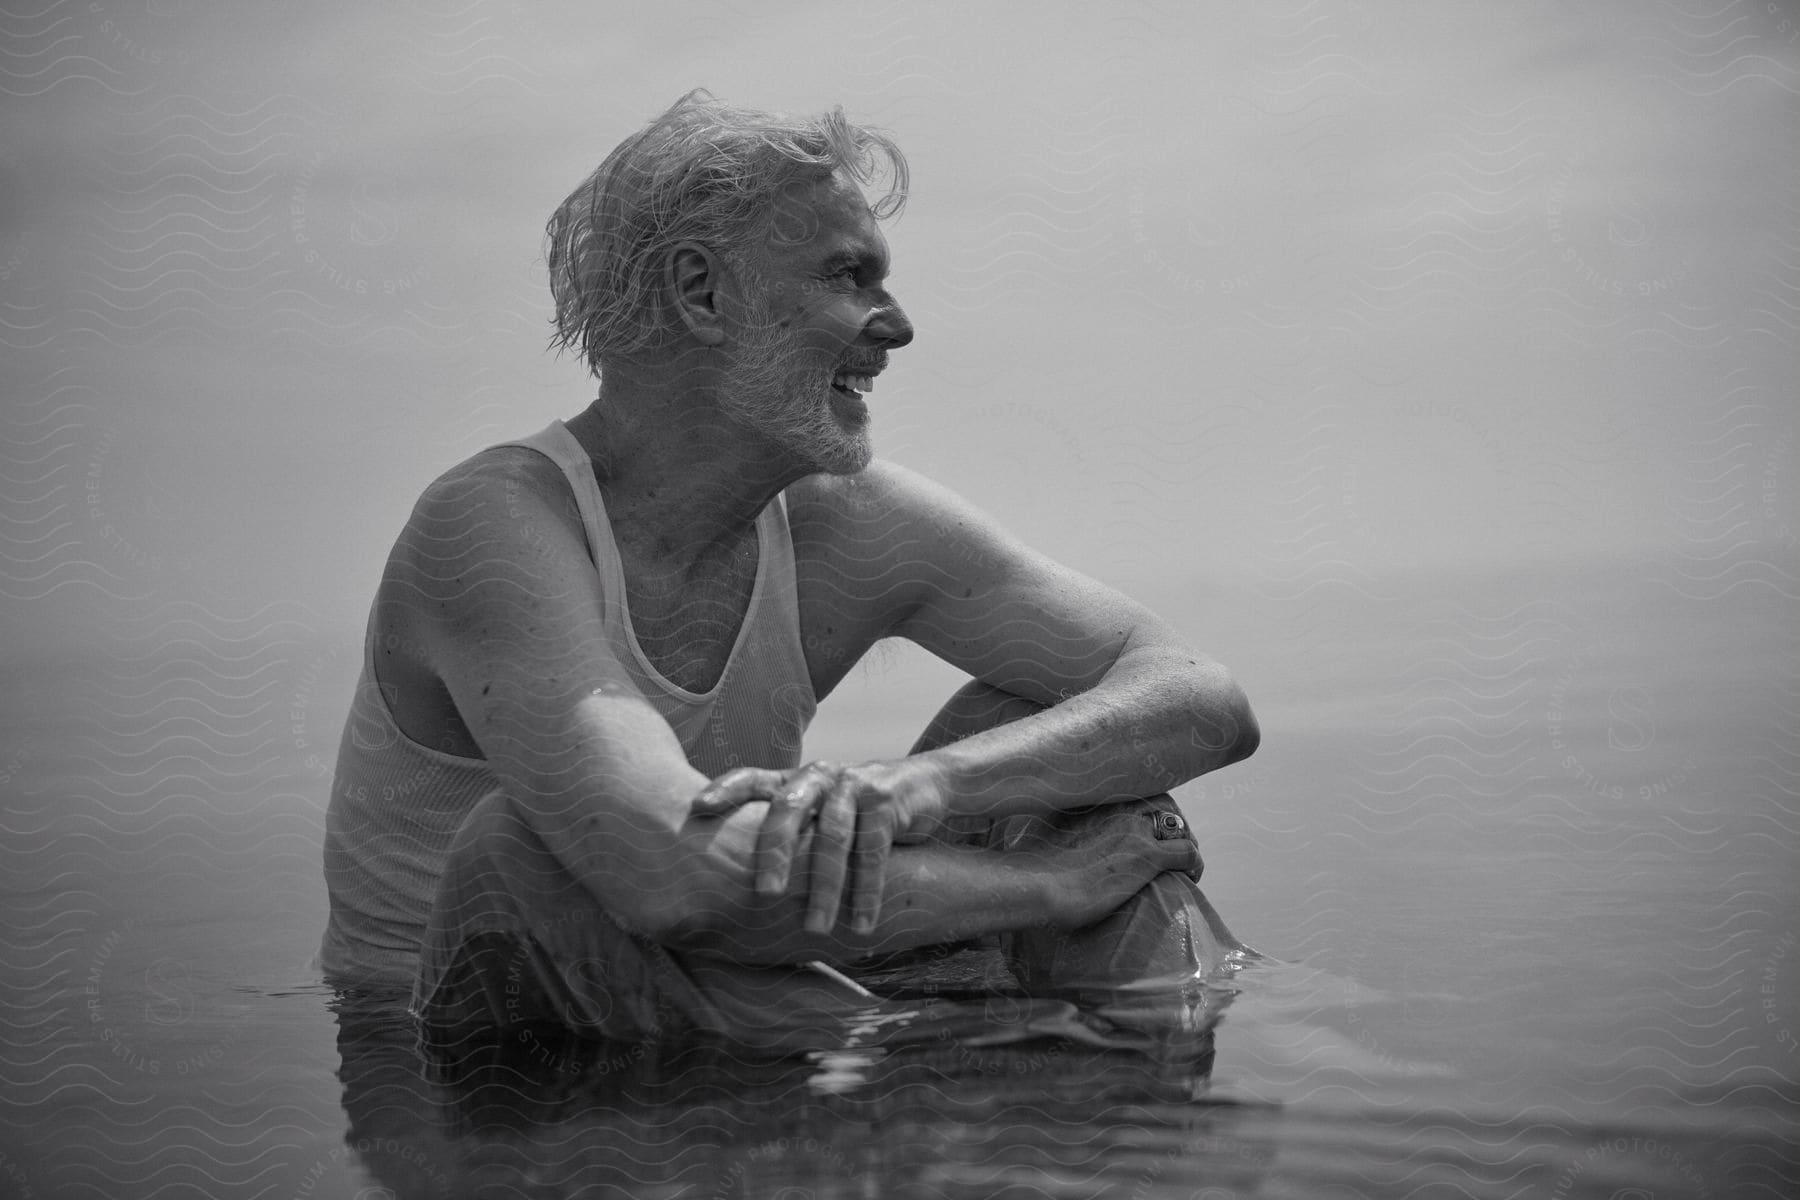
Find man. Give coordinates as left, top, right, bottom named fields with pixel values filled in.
left=319, top=92, right=1259, bottom=1049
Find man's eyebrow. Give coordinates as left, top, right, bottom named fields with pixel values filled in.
left=821, top=247, right=888, bottom=277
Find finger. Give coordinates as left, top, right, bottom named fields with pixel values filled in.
left=691, top=768, right=779, bottom=815
left=755, top=771, right=828, bottom=897
left=1145, top=802, right=1203, bottom=881
left=850, top=808, right=896, bottom=935
left=804, top=783, right=856, bottom=933
left=1183, top=841, right=1204, bottom=883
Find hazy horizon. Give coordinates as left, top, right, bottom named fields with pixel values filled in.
left=2, top=7, right=1797, bottom=1196
left=4, top=0, right=1797, bottom=667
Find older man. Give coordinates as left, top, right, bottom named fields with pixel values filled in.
left=319, top=92, right=1258, bottom=1048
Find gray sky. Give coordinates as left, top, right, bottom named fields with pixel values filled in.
left=2, top=0, right=1797, bottom=654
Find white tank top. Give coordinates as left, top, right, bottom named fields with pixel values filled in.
left=319, top=420, right=817, bottom=986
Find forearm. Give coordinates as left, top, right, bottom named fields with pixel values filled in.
left=922, top=650, right=1258, bottom=821
left=669, top=835, right=1070, bottom=968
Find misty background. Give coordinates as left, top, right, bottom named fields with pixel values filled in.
left=4, top=0, right=1798, bottom=958
left=1, top=3, right=1798, bottom=1195
left=3, top=0, right=1794, bottom=649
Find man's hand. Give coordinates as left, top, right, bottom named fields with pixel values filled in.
left=996, top=797, right=1203, bottom=928
left=689, top=758, right=951, bottom=935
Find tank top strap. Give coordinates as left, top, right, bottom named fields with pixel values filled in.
left=485, top=419, right=815, bottom=765
left=492, top=421, right=615, bottom=576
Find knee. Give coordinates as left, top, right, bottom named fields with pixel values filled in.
left=450, top=789, right=523, bottom=853
left=442, top=788, right=551, bottom=886
left=910, top=680, right=1048, bottom=754
left=432, top=789, right=594, bottom=940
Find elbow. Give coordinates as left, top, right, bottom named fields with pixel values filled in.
left=594, top=889, right=688, bottom=944
left=1190, top=668, right=1259, bottom=766
left=1229, top=689, right=1260, bottom=764
left=587, top=854, right=709, bottom=945
left=635, top=897, right=695, bottom=945
left=631, top=870, right=747, bottom=949
left=632, top=883, right=714, bottom=947
left=631, top=805, right=789, bottom=953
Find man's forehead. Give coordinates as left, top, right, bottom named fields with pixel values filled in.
left=765, top=172, right=885, bottom=260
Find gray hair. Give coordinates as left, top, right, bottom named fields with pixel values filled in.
left=546, top=89, right=908, bottom=375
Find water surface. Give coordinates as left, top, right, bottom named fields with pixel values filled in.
left=2, top=556, right=1794, bottom=1197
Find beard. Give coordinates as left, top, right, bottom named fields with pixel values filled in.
left=717, top=299, right=872, bottom=477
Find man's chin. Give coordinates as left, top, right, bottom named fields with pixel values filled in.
left=814, top=433, right=873, bottom=477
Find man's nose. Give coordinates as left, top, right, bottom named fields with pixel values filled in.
left=866, top=298, right=913, bottom=349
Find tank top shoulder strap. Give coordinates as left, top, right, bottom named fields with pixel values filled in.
left=758, top=490, right=795, bottom=578
left=489, top=420, right=613, bottom=568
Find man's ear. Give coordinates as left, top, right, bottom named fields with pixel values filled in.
left=667, top=241, right=726, bottom=347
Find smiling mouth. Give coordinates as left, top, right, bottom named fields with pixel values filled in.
left=830, top=370, right=876, bottom=398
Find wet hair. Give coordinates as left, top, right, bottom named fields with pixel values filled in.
left=546, top=89, right=908, bottom=375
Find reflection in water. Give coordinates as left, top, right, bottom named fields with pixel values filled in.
left=330, top=960, right=1276, bottom=1198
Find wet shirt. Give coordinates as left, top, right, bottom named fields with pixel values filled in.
left=319, top=421, right=817, bottom=988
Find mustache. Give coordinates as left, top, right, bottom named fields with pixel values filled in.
left=838, top=353, right=887, bottom=375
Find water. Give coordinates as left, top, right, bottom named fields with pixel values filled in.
left=3, top=0, right=1797, bottom=1190
left=1, top=554, right=1794, bottom=1198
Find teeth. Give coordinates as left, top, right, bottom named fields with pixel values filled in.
left=833, top=373, right=873, bottom=394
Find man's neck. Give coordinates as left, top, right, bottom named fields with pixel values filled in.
left=563, top=369, right=803, bottom=567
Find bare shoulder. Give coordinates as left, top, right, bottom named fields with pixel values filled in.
left=378, top=443, right=591, bottom=637
left=786, top=459, right=1002, bottom=560
left=787, top=459, right=1164, bottom=702
left=410, top=444, right=572, bottom=532
left=388, top=445, right=583, bottom=573
left=366, top=445, right=592, bottom=748
left=785, top=461, right=1005, bottom=698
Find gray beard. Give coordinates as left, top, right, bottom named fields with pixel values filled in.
left=719, top=314, right=871, bottom=476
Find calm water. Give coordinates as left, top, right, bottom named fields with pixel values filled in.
left=1, top=555, right=1795, bottom=1198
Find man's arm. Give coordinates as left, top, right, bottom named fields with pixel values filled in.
left=701, top=461, right=1258, bottom=929
left=667, top=781, right=1196, bottom=965
left=399, top=453, right=1186, bottom=956
left=880, top=462, right=1258, bottom=816
left=792, top=462, right=1258, bottom=820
